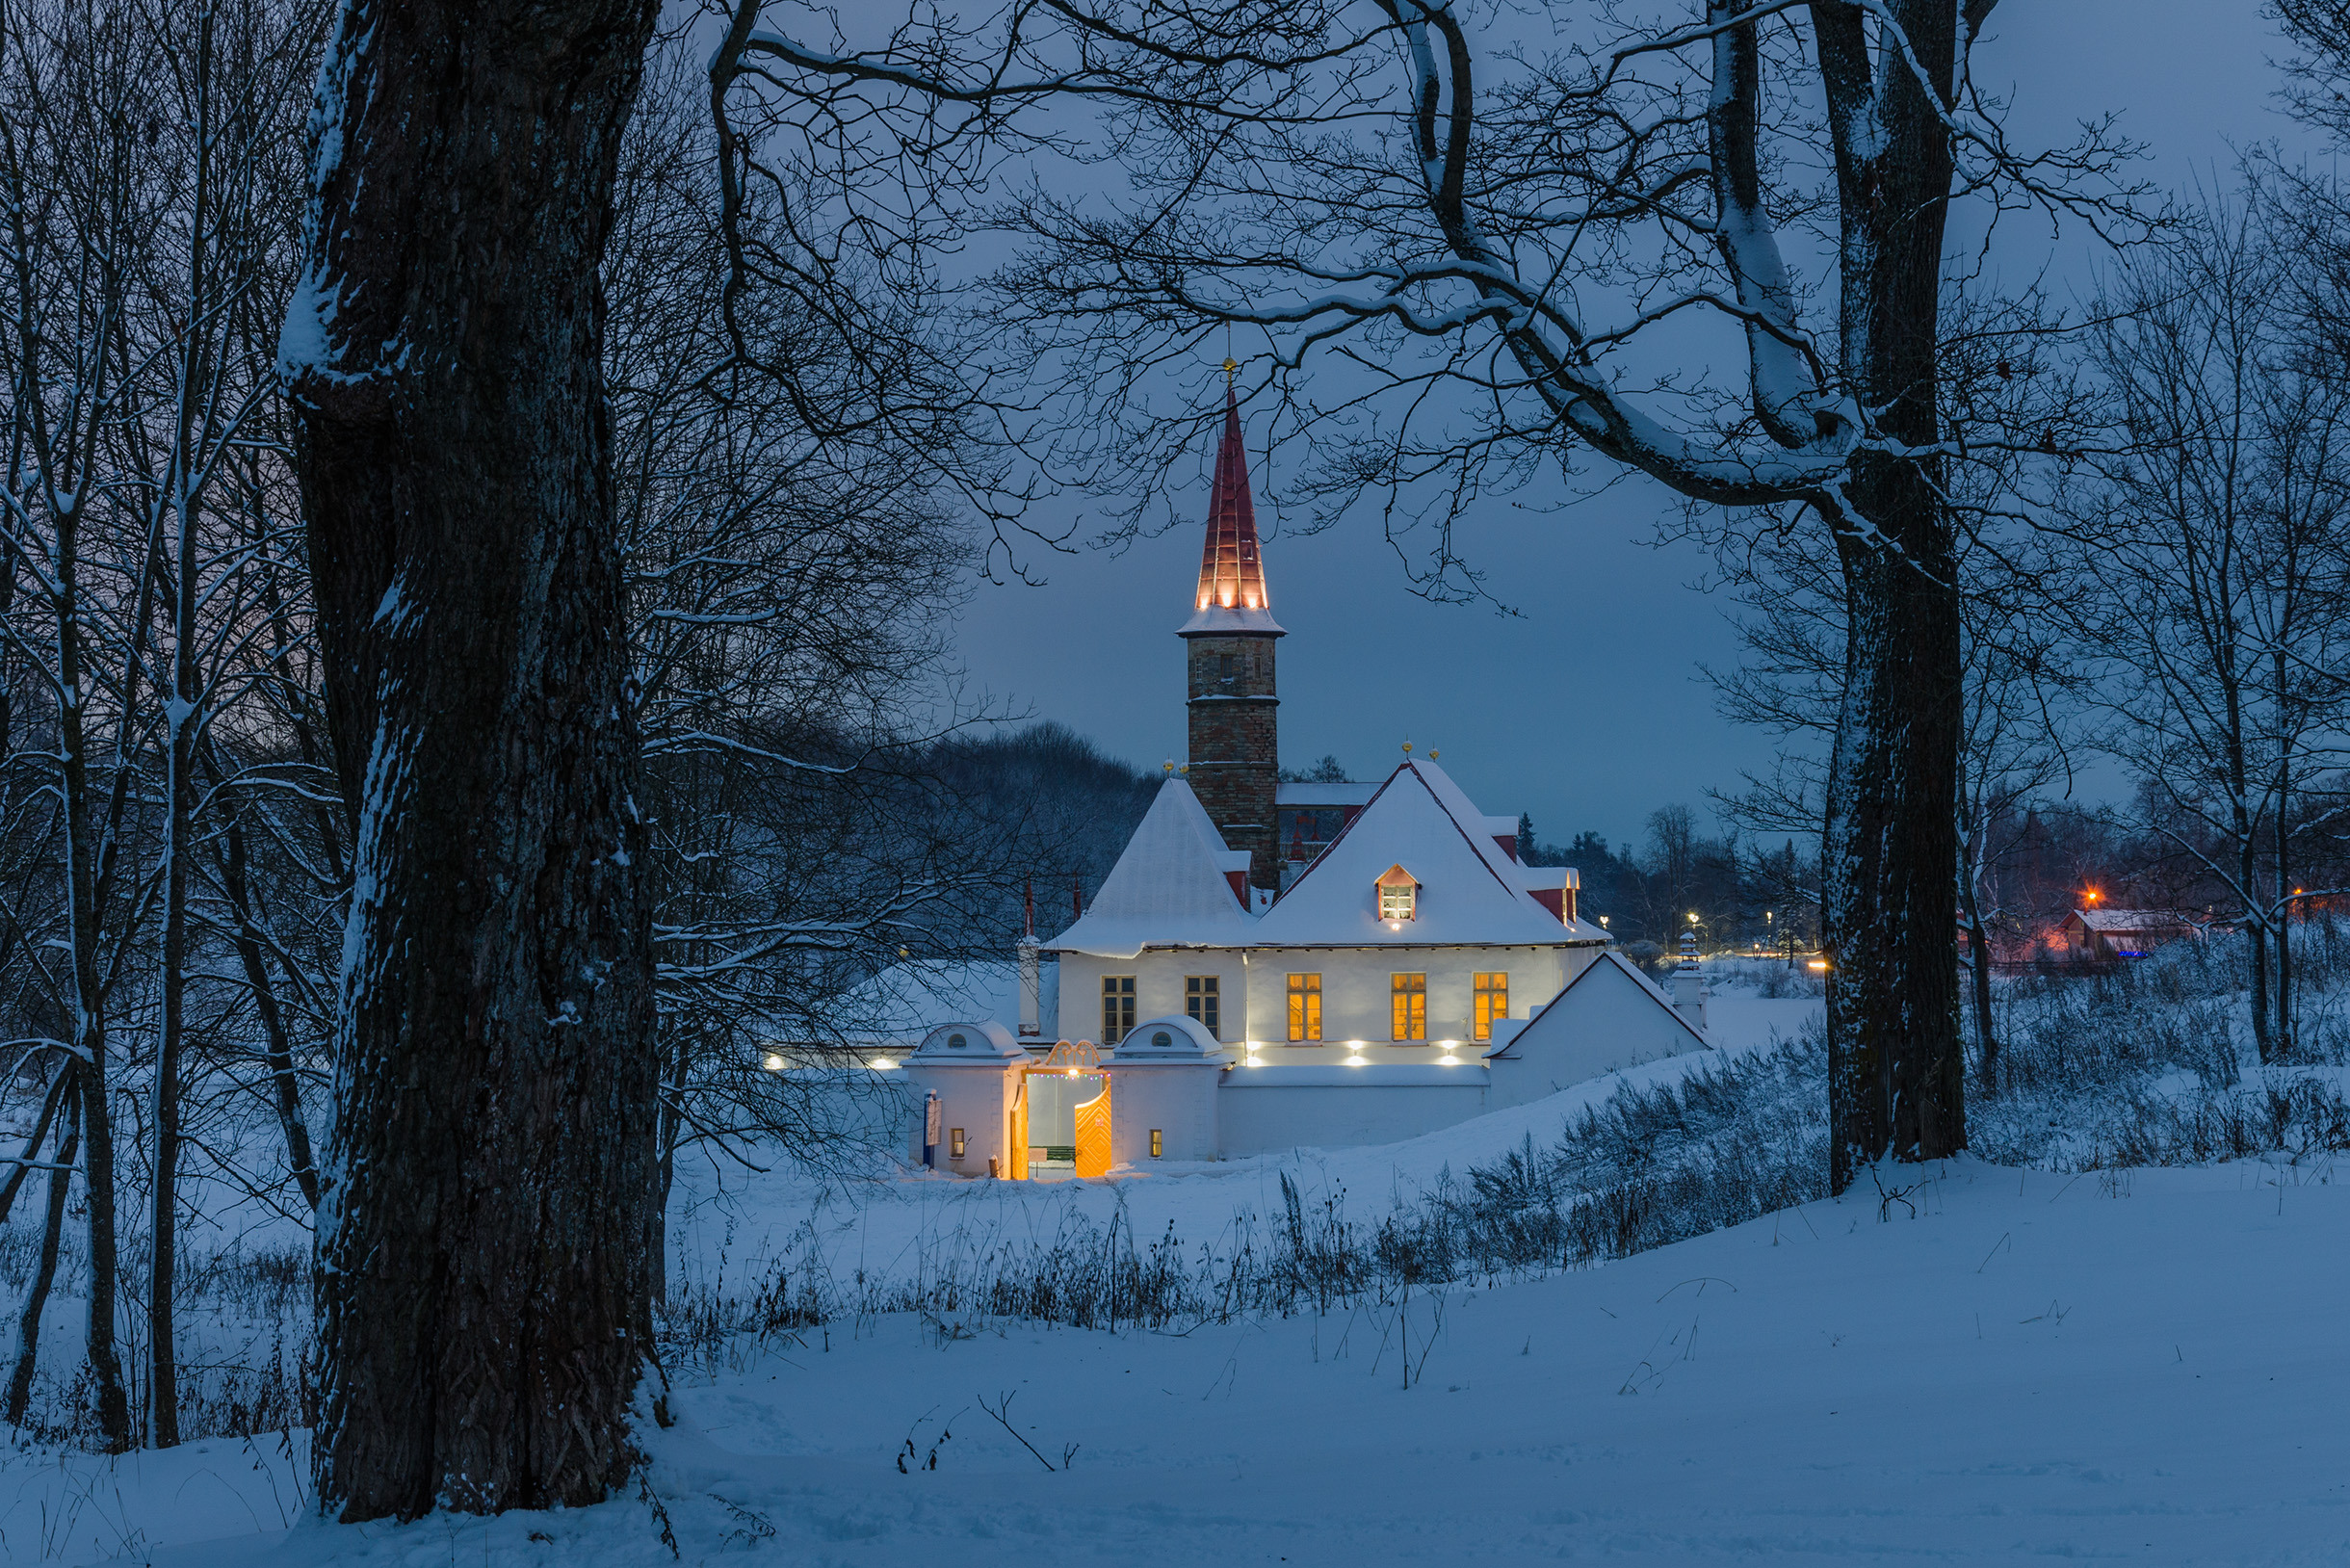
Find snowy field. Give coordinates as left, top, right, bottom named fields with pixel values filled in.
left=7, top=984, right=2350, bottom=1565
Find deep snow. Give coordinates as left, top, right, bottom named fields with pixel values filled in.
left=9, top=987, right=2349, bottom=1566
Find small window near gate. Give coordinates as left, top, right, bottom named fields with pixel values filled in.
left=1150, top=1129, right=1163, bottom=1159
left=950, top=1128, right=966, bottom=1159
left=1186, top=975, right=1221, bottom=1037
left=947, top=1032, right=967, bottom=1049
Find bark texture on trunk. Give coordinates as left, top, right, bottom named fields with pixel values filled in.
left=286, top=0, right=659, bottom=1521
left=1816, top=0, right=1969, bottom=1190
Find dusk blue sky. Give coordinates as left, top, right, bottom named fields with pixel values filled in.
left=952, top=1, right=2306, bottom=851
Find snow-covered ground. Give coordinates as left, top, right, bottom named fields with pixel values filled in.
left=11, top=983, right=2350, bottom=1565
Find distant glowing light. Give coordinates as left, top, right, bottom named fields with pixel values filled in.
left=872, top=1058, right=896, bottom=1070
left=1807, top=960, right=1830, bottom=973
left=762, top=1054, right=785, bottom=1072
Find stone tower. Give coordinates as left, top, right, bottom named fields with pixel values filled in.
left=1183, top=375, right=1285, bottom=891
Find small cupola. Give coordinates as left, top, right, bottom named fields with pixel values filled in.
left=1376, top=863, right=1420, bottom=924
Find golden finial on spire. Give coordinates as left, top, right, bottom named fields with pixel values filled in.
left=1223, top=355, right=1238, bottom=380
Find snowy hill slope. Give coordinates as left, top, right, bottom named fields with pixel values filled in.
left=19, top=1153, right=2350, bottom=1566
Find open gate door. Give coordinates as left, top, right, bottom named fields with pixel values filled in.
left=1071, top=1077, right=1112, bottom=1179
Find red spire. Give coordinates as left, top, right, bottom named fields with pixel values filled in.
left=1195, top=380, right=1269, bottom=614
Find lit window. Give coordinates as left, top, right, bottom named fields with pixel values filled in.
left=1101, top=976, right=1136, bottom=1043
left=1287, top=973, right=1322, bottom=1042
left=1474, top=973, right=1508, bottom=1041
left=950, top=1128, right=966, bottom=1160
left=1391, top=973, right=1426, bottom=1041
left=1150, top=1129, right=1164, bottom=1159
left=1376, top=865, right=1418, bottom=922
left=1187, top=976, right=1220, bottom=1038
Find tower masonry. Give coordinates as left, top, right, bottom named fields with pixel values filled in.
left=1183, top=377, right=1284, bottom=891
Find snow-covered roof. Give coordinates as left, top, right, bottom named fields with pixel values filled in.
left=1276, top=781, right=1378, bottom=807
left=1044, top=779, right=1257, bottom=957
left=2071, top=907, right=2187, bottom=932
left=1251, top=759, right=1607, bottom=949
left=1110, top=1013, right=1226, bottom=1061
left=1485, top=951, right=1703, bottom=1057
left=1179, top=602, right=1287, bottom=636
left=908, top=1019, right=1028, bottom=1062
left=828, top=958, right=1039, bottom=1046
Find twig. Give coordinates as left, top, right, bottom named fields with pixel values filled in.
left=977, top=1390, right=1069, bottom=1472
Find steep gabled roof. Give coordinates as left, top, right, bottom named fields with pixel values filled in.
left=1042, top=778, right=1257, bottom=957
left=1251, top=759, right=1602, bottom=948
left=1484, top=950, right=1705, bottom=1057
left=2071, top=907, right=2187, bottom=932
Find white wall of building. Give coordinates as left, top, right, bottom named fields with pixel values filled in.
left=1054, top=942, right=1603, bottom=1062
left=1216, top=1065, right=1488, bottom=1157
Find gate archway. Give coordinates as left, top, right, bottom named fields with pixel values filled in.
left=1022, top=1040, right=1112, bottom=1179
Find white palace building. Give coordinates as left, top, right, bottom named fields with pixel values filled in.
left=901, top=382, right=1708, bottom=1178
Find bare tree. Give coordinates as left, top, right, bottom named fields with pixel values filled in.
left=2073, top=189, right=2350, bottom=1063
left=283, top=0, right=662, bottom=1519
left=0, top=0, right=181, bottom=1450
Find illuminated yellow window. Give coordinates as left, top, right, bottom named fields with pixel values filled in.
left=1150, top=1129, right=1164, bottom=1158
left=1186, top=976, right=1221, bottom=1038
left=1391, top=973, right=1426, bottom=1041
left=1101, top=976, right=1136, bottom=1043
left=1376, top=864, right=1418, bottom=922
left=950, top=1128, right=966, bottom=1160
left=1287, top=973, right=1322, bottom=1042
left=1474, top=973, right=1508, bottom=1041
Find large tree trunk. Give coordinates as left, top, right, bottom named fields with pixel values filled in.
left=286, top=0, right=660, bottom=1521
left=1816, top=0, right=1968, bottom=1190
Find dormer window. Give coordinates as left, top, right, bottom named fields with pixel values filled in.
left=1376, top=864, right=1418, bottom=923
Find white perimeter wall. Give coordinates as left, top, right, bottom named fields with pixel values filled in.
left=1107, top=1063, right=1220, bottom=1164
left=1216, top=1066, right=1487, bottom=1158
left=901, top=1062, right=1021, bottom=1176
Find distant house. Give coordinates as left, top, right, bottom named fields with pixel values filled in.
left=896, top=382, right=1708, bottom=1175
left=2051, top=907, right=2192, bottom=961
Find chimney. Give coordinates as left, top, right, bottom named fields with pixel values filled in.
left=1018, top=934, right=1041, bottom=1038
